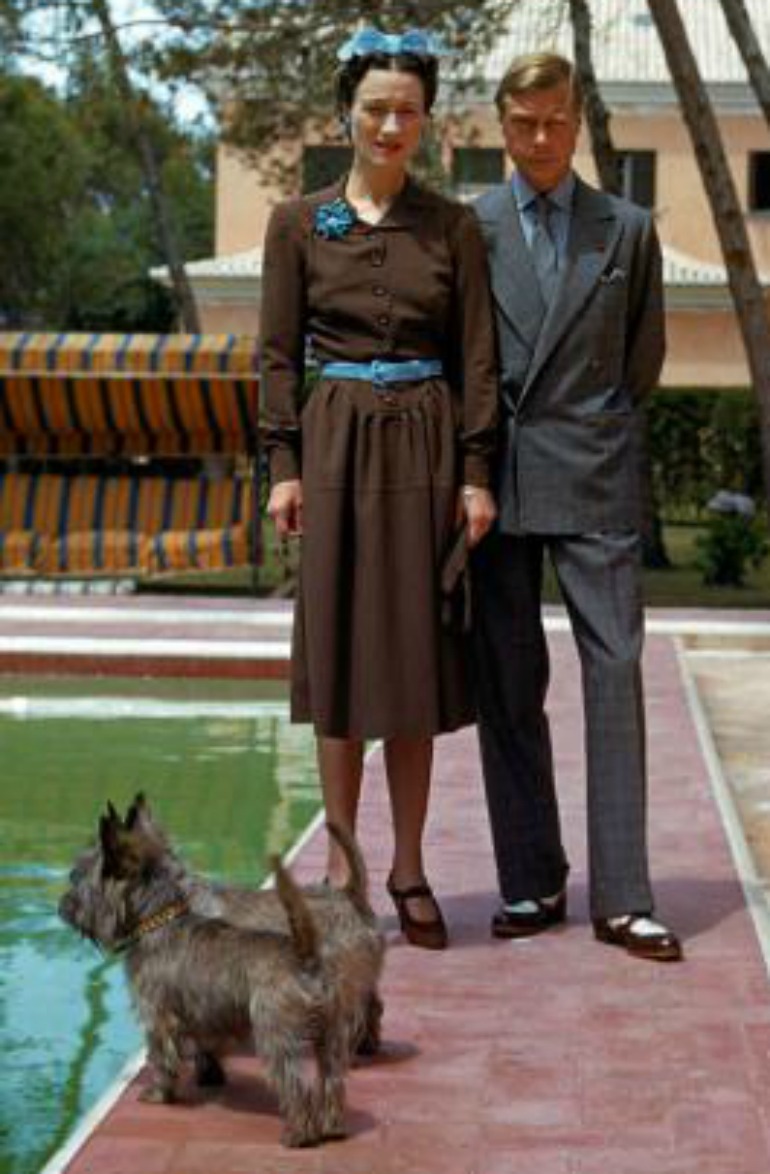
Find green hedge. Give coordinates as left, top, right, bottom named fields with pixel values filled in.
left=646, top=388, right=764, bottom=521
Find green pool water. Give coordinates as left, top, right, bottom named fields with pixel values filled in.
left=0, top=676, right=320, bottom=1174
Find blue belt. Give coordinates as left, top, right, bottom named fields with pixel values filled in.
left=320, top=359, right=443, bottom=387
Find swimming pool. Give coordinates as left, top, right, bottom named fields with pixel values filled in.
left=0, top=676, right=320, bottom=1174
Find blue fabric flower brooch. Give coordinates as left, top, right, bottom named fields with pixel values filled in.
left=314, top=198, right=356, bottom=240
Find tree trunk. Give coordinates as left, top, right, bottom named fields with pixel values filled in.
left=91, top=0, right=201, bottom=332
left=647, top=0, right=770, bottom=513
left=569, top=0, right=669, bottom=565
left=568, top=0, right=622, bottom=195
left=719, top=0, right=770, bottom=130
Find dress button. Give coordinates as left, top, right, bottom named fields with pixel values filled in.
left=372, top=285, right=386, bottom=296
left=377, top=315, right=390, bottom=326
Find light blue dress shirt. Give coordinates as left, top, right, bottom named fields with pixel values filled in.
left=511, top=171, right=575, bottom=269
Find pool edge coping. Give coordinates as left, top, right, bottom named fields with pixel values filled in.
left=675, top=637, right=770, bottom=980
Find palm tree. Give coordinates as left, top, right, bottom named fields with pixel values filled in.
left=567, top=0, right=621, bottom=194
left=719, top=0, right=770, bottom=130
left=568, top=0, right=669, bottom=565
left=646, top=0, right=770, bottom=509
left=91, top=0, right=201, bottom=331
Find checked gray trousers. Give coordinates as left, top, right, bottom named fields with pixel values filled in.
left=471, top=530, right=655, bottom=921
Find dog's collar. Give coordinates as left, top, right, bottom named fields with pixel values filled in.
left=114, top=899, right=189, bottom=953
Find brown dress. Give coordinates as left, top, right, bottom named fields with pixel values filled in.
left=260, top=177, right=498, bottom=738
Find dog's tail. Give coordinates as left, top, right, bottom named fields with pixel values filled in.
left=271, top=856, right=319, bottom=968
left=326, top=822, right=372, bottom=919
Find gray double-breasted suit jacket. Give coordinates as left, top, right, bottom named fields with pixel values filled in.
left=471, top=176, right=666, bottom=918
left=474, top=176, right=664, bottom=534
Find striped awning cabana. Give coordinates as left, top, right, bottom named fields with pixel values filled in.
left=0, top=332, right=259, bottom=457
left=0, top=469, right=254, bottom=576
left=0, top=332, right=259, bottom=375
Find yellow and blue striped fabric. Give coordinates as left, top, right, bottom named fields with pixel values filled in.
left=0, top=332, right=258, bottom=374
left=0, top=472, right=254, bottom=576
left=0, top=333, right=259, bottom=456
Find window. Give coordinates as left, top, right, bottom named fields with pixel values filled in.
left=749, top=152, right=770, bottom=212
left=302, top=146, right=352, bottom=194
left=618, top=150, right=656, bottom=209
left=451, top=147, right=505, bottom=198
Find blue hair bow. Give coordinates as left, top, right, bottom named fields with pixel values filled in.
left=337, top=27, right=452, bottom=62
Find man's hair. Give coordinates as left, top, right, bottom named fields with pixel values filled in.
left=494, top=52, right=583, bottom=117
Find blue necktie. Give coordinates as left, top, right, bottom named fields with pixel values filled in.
left=530, top=195, right=558, bottom=306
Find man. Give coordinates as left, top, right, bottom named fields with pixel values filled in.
left=472, top=52, right=681, bottom=961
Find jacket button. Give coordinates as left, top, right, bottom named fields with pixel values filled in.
left=377, top=315, right=390, bottom=326
left=373, top=285, right=386, bottom=296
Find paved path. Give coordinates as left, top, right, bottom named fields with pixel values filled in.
left=29, top=603, right=770, bottom=1174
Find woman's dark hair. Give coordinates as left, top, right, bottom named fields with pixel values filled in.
left=335, top=52, right=439, bottom=114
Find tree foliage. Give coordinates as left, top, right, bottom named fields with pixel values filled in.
left=0, top=73, right=87, bottom=326
left=0, top=61, right=214, bottom=330
left=7, top=0, right=213, bottom=328
left=151, top=0, right=522, bottom=161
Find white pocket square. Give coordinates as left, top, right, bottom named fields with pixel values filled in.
left=600, top=267, right=627, bottom=284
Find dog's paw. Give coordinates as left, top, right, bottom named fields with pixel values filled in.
left=138, top=1085, right=176, bottom=1105
left=322, top=1122, right=348, bottom=1142
left=195, top=1052, right=227, bottom=1087
left=320, top=1100, right=347, bottom=1141
left=280, top=1125, right=321, bottom=1148
left=355, top=1029, right=381, bottom=1057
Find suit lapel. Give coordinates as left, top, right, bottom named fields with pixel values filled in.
left=484, top=187, right=545, bottom=354
left=524, top=179, right=623, bottom=396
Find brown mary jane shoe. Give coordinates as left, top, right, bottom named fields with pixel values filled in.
left=386, top=875, right=448, bottom=951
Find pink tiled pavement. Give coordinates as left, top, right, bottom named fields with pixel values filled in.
left=60, top=631, right=770, bottom=1174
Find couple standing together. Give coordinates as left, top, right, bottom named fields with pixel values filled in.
left=262, top=28, right=682, bottom=964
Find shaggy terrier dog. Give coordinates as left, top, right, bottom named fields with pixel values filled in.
left=59, top=805, right=351, bottom=1147
left=121, top=793, right=385, bottom=1063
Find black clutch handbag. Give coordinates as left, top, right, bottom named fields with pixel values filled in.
left=440, top=525, right=472, bottom=633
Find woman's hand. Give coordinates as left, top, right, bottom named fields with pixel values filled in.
left=268, top=479, right=304, bottom=538
left=458, top=485, right=496, bottom=547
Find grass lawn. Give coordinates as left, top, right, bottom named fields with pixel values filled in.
left=140, top=523, right=770, bottom=610
left=641, top=525, right=770, bottom=609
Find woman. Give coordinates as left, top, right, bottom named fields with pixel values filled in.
left=261, top=27, right=498, bottom=949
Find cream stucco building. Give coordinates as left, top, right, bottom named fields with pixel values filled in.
left=170, top=0, right=770, bottom=389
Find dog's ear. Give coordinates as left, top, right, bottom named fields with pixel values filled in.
left=124, top=794, right=141, bottom=830
left=106, top=801, right=122, bottom=824
left=126, top=794, right=168, bottom=854
left=100, top=805, right=142, bottom=877
left=126, top=791, right=152, bottom=832
left=100, top=810, right=124, bottom=877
